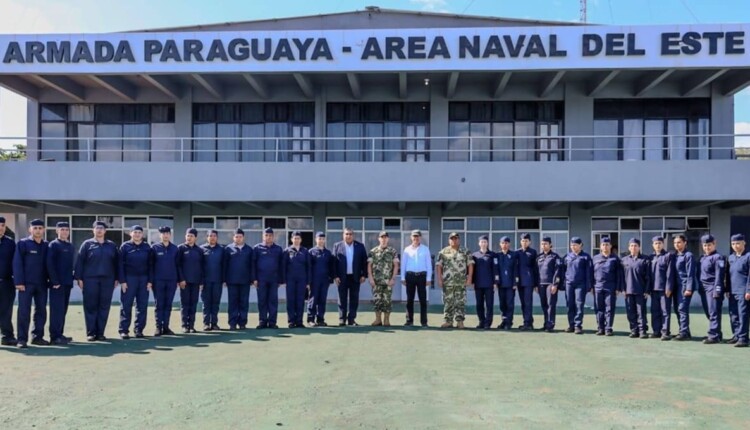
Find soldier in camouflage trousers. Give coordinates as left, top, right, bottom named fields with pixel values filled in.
left=436, top=232, right=474, bottom=329
left=367, top=231, right=400, bottom=327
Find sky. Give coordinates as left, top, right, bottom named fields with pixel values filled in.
left=1, top=0, right=749, bottom=145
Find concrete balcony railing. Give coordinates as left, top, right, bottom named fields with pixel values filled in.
left=1, top=134, right=749, bottom=163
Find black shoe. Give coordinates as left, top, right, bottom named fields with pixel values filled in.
left=651, top=333, right=662, bottom=339
left=239, top=325, right=247, bottom=330
left=518, top=325, right=531, bottom=331
left=119, top=333, right=130, bottom=340
left=734, top=341, right=749, bottom=348
left=404, top=321, right=414, bottom=327
left=17, top=342, right=27, bottom=349
left=87, top=335, right=97, bottom=342
left=135, top=332, right=145, bottom=339
left=203, top=325, right=212, bottom=332
left=674, top=333, right=690, bottom=341
left=288, top=323, right=295, bottom=328
left=51, top=337, right=69, bottom=345
left=574, top=328, right=583, bottom=335
left=230, top=325, right=238, bottom=331
left=640, top=333, right=649, bottom=339
left=95, top=335, right=107, bottom=341
left=703, top=337, right=719, bottom=344
left=629, top=332, right=639, bottom=338
left=339, top=321, right=346, bottom=327
left=269, top=324, right=279, bottom=329
left=190, top=328, right=197, bottom=333
left=0, top=337, right=17, bottom=346
left=153, top=329, right=162, bottom=337
left=727, top=337, right=739, bottom=344
left=565, top=327, right=575, bottom=333
left=254, top=324, right=264, bottom=330
left=596, top=330, right=605, bottom=336
left=31, top=338, right=50, bottom=346
left=348, top=321, right=359, bottom=326
left=605, top=331, right=614, bottom=336
left=497, top=324, right=505, bottom=329
left=181, top=327, right=190, bottom=334
left=296, top=323, right=306, bottom=328
left=421, top=323, right=428, bottom=327
left=316, top=321, right=328, bottom=327
left=661, top=335, right=672, bottom=341
left=64, top=336, right=73, bottom=342
left=162, top=329, right=175, bottom=336
left=211, top=324, right=221, bottom=331
left=476, top=324, right=485, bottom=329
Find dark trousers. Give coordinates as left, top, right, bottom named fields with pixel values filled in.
left=405, top=272, right=427, bottom=325
left=474, top=287, right=494, bottom=328
left=201, top=281, right=222, bottom=326
left=625, top=294, right=647, bottom=334
left=566, top=286, right=586, bottom=329
left=49, top=284, right=72, bottom=340
left=538, top=285, right=558, bottom=330
left=518, top=285, right=534, bottom=327
left=82, top=277, right=115, bottom=337
left=180, top=283, right=200, bottom=329
left=650, top=290, right=672, bottom=335
left=677, top=290, right=694, bottom=336
left=338, top=274, right=361, bottom=323
left=119, top=276, right=148, bottom=335
left=728, top=293, right=749, bottom=343
left=705, top=289, right=723, bottom=340
left=309, top=278, right=329, bottom=323
left=594, top=289, right=616, bottom=332
left=286, top=278, right=307, bottom=325
left=153, top=280, right=177, bottom=330
left=697, top=286, right=710, bottom=320
left=498, top=287, right=515, bottom=327
left=227, top=284, right=250, bottom=327
left=0, top=280, right=16, bottom=339
left=257, top=279, right=279, bottom=325
left=16, top=283, right=47, bottom=343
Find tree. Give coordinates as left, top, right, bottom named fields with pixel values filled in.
left=0, top=143, right=26, bottom=161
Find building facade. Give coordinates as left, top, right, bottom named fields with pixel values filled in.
left=1, top=8, right=749, bottom=304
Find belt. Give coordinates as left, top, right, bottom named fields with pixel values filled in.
left=406, top=271, right=427, bottom=276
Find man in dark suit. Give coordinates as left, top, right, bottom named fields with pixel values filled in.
left=332, top=228, right=368, bottom=326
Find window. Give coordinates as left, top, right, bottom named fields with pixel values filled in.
left=593, top=99, right=710, bottom=160
left=192, top=103, right=314, bottom=162
left=45, top=215, right=174, bottom=248
left=326, top=217, right=429, bottom=251
left=39, top=104, right=175, bottom=162
left=192, top=216, right=314, bottom=248
left=448, top=101, right=564, bottom=162
left=591, top=215, right=710, bottom=257
left=441, top=217, right=569, bottom=256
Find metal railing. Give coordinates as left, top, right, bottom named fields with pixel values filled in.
left=0, top=134, right=748, bottom=162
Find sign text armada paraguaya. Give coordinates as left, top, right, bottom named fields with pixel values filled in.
left=1, top=31, right=745, bottom=64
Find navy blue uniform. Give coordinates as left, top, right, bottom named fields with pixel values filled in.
left=118, top=240, right=152, bottom=335
left=13, top=237, right=48, bottom=343
left=282, top=246, right=311, bottom=326
left=563, top=251, right=593, bottom=330
left=0, top=235, right=16, bottom=341
left=727, top=251, right=750, bottom=343
left=621, top=254, right=651, bottom=335
left=673, top=250, right=698, bottom=337
left=150, top=242, right=179, bottom=331
left=472, top=250, right=497, bottom=329
left=537, top=251, right=564, bottom=331
left=177, top=243, right=204, bottom=330
left=700, top=251, right=726, bottom=341
left=223, top=243, right=253, bottom=328
left=593, top=252, right=623, bottom=333
left=516, top=247, right=539, bottom=328
left=493, top=250, right=518, bottom=328
left=74, top=238, right=119, bottom=338
left=308, top=246, right=334, bottom=324
left=727, top=251, right=750, bottom=344
left=253, top=243, right=284, bottom=327
left=201, top=243, right=225, bottom=328
left=650, top=250, right=675, bottom=337
left=332, top=240, right=368, bottom=325
left=46, top=238, right=74, bottom=341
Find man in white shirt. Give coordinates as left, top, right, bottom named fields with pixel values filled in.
left=400, top=230, right=433, bottom=327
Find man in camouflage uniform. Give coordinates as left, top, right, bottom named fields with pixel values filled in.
left=367, top=231, right=400, bottom=327
left=436, top=232, right=474, bottom=329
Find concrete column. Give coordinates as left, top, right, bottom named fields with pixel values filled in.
left=569, top=204, right=592, bottom=252
left=710, top=84, right=734, bottom=160
left=429, top=84, right=449, bottom=162
left=563, top=82, right=594, bottom=161
left=172, top=203, right=192, bottom=243
left=26, top=99, right=39, bottom=162
left=709, top=205, right=732, bottom=254
left=174, top=89, right=193, bottom=158
left=427, top=202, right=442, bottom=304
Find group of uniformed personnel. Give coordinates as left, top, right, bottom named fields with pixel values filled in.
left=1, top=216, right=749, bottom=349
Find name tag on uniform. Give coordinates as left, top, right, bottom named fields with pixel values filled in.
left=184, top=251, right=190, bottom=255
left=157, top=252, right=164, bottom=256
left=30, top=250, right=37, bottom=254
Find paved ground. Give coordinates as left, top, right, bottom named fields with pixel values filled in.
left=0, top=303, right=747, bottom=429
